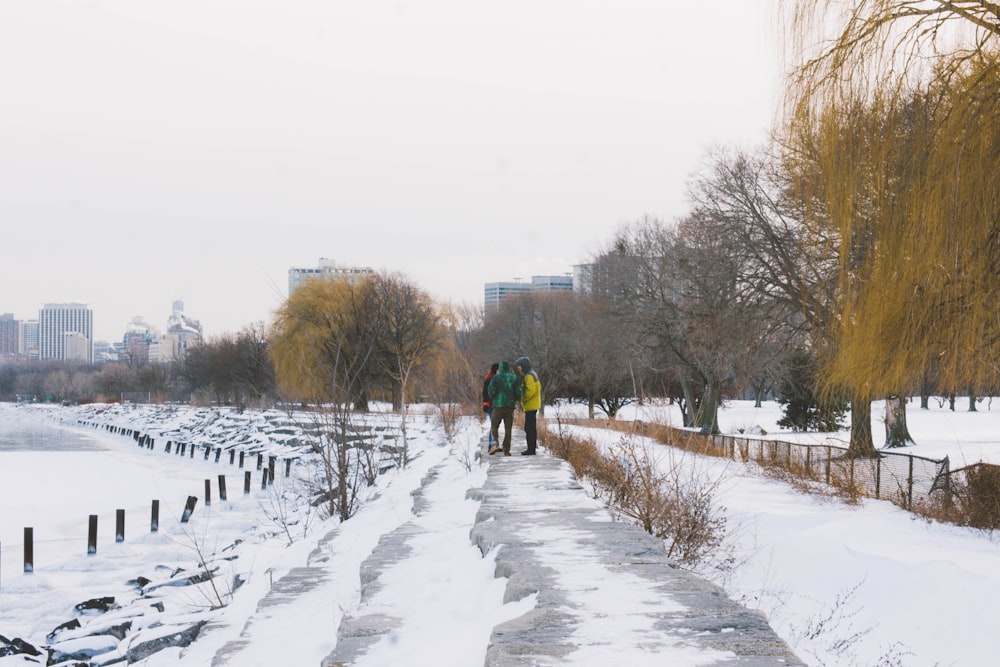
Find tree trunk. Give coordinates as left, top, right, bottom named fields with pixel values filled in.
left=846, top=393, right=878, bottom=458
left=679, top=375, right=697, bottom=428
left=390, top=378, right=403, bottom=412
left=883, top=394, right=913, bottom=448
left=695, top=379, right=721, bottom=435
left=752, top=380, right=765, bottom=408
left=969, top=390, right=978, bottom=412
left=588, top=397, right=595, bottom=419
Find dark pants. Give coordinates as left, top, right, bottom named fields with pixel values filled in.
left=486, top=408, right=494, bottom=444
left=491, top=407, right=514, bottom=453
left=523, top=410, right=537, bottom=454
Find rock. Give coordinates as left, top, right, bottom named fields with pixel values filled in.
left=125, top=621, right=207, bottom=663
left=73, top=597, right=117, bottom=615
left=0, top=634, right=43, bottom=657
left=46, top=618, right=82, bottom=643
left=47, top=634, right=119, bottom=664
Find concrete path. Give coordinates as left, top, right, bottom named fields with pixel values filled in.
left=470, top=448, right=804, bottom=665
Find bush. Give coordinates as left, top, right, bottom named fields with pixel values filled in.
left=539, top=420, right=728, bottom=567
left=956, top=464, right=1000, bottom=529
left=776, top=348, right=848, bottom=432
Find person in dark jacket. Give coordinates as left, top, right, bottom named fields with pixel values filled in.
left=514, top=356, right=541, bottom=455
left=488, top=360, right=522, bottom=456
left=482, top=362, right=499, bottom=447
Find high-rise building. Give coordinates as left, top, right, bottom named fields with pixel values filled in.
left=166, top=300, right=203, bottom=358
left=288, top=258, right=375, bottom=295
left=64, top=331, right=90, bottom=362
left=0, top=313, right=19, bottom=356
left=530, top=275, right=573, bottom=292
left=484, top=281, right=533, bottom=310
left=484, top=275, right=574, bottom=310
left=39, top=303, right=93, bottom=363
left=20, top=319, right=39, bottom=359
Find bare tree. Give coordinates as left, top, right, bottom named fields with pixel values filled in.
left=684, top=147, right=887, bottom=456
left=233, top=321, right=277, bottom=408
left=600, top=216, right=769, bottom=434
left=366, top=272, right=442, bottom=459
left=566, top=295, right=638, bottom=419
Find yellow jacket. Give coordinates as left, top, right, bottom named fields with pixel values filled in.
left=515, top=357, right=542, bottom=411
left=520, top=373, right=541, bottom=411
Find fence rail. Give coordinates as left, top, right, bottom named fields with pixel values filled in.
left=707, top=433, right=951, bottom=512
left=556, top=418, right=964, bottom=515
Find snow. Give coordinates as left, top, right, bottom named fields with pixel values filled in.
left=0, top=398, right=999, bottom=666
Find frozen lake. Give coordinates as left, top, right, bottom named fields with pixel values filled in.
left=0, top=420, right=108, bottom=452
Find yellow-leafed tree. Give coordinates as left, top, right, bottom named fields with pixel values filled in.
left=784, top=1, right=1000, bottom=406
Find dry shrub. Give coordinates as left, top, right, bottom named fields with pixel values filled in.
left=598, top=437, right=727, bottom=566
left=540, top=419, right=727, bottom=567
left=538, top=418, right=605, bottom=480
left=940, top=464, right=1000, bottom=529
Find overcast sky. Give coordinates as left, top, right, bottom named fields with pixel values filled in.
left=0, top=1, right=781, bottom=342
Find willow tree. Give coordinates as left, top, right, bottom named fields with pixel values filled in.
left=270, top=276, right=380, bottom=407
left=270, top=276, right=382, bottom=520
left=784, top=1, right=1000, bottom=450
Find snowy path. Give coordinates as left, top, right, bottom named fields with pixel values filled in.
left=310, top=437, right=801, bottom=667
left=320, top=449, right=530, bottom=666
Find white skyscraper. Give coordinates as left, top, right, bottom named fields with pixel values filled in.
left=288, top=258, right=375, bottom=295
left=38, top=303, right=93, bottom=363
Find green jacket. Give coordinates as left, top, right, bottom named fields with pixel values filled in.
left=487, top=360, right=522, bottom=409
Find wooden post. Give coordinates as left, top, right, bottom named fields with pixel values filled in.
left=190, top=443, right=195, bottom=458
left=244, top=471, right=251, bottom=495
left=115, top=509, right=125, bottom=543
left=229, top=450, right=235, bottom=465
left=875, top=457, right=882, bottom=499
left=180, top=442, right=186, bottom=456
left=285, top=458, right=292, bottom=477
left=23, top=528, right=33, bottom=574
left=151, top=499, right=160, bottom=533
left=180, top=495, right=198, bottom=523
left=204, top=445, right=211, bottom=460
left=256, top=453, right=263, bottom=471
left=908, top=457, right=915, bottom=509
left=268, top=457, right=276, bottom=485
left=204, top=479, right=212, bottom=506
left=214, top=448, right=221, bottom=463
left=88, top=515, right=98, bottom=555
left=218, top=474, right=227, bottom=501
left=261, top=470, right=268, bottom=490
left=165, top=441, right=172, bottom=453
left=239, top=451, right=245, bottom=468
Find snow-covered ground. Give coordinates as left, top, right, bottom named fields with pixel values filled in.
left=0, top=398, right=998, bottom=666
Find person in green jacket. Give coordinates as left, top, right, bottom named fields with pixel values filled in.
left=488, top=360, right=522, bottom=456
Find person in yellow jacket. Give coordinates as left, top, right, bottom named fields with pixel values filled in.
left=514, top=356, right=541, bottom=455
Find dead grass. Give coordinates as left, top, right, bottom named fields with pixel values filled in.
left=549, top=416, right=1000, bottom=529
left=539, top=418, right=728, bottom=567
